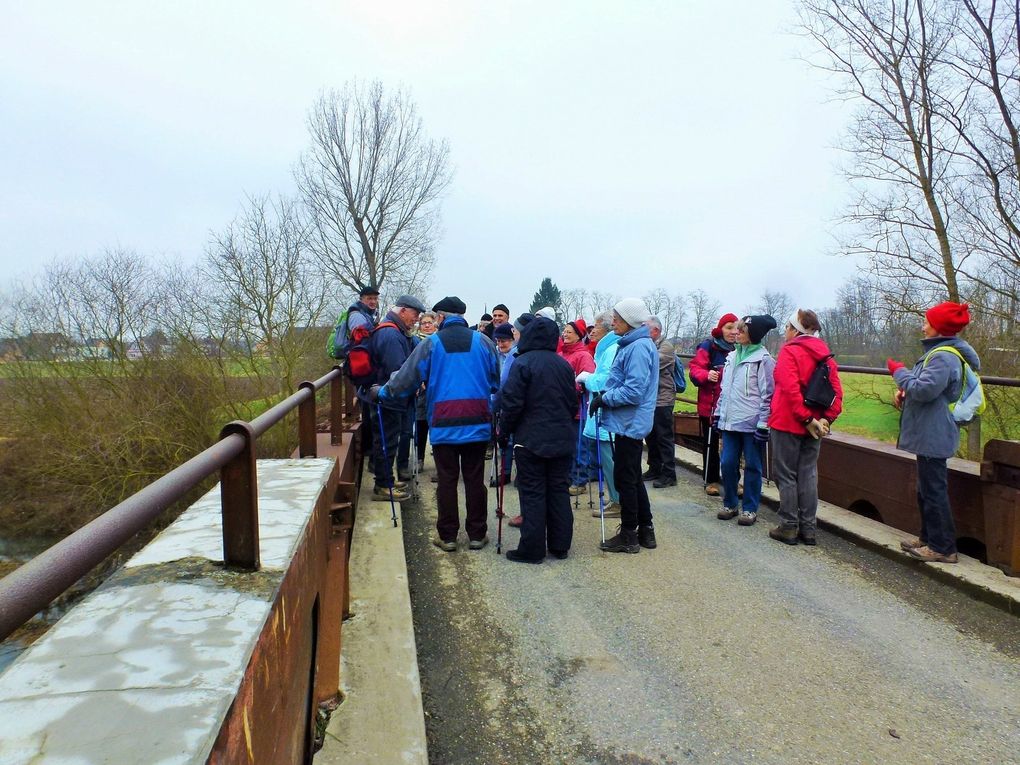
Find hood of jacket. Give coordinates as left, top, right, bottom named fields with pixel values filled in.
left=617, top=324, right=651, bottom=348
left=784, top=334, right=833, bottom=361
left=517, top=316, right=559, bottom=354
left=922, top=336, right=981, bottom=371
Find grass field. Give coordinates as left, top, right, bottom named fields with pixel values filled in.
left=676, top=370, right=1018, bottom=453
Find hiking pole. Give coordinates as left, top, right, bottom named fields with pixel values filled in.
left=496, top=444, right=506, bottom=554
left=703, top=419, right=713, bottom=486
left=573, top=395, right=585, bottom=510
left=376, top=403, right=398, bottom=528
left=583, top=392, right=594, bottom=510
left=409, top=413, right=419, bottom=500
left=595, top=408, right=607, bottom=545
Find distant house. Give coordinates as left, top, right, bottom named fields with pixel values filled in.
left=0, top=337, right=23, bottom=362
left=79, top=338, right=112, bottom=360
left=18, top=332, right=73, bottom=361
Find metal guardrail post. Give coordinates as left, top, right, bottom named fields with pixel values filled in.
left=298, top=381, right=317, bottom=457
left=967, top=416, right=982, bottom=461
left=330, top=366, right=343, bottom=445
left=220, top=420, right=260, bottom=571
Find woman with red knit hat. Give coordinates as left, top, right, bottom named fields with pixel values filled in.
left=689, top=313, right=739, bottom=495
left=560, top=318, right=596, bottom=494
left=886, top=301, right=980, bottom=564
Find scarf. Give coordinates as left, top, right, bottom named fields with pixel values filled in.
left=734, top=342, right=762, bottom=365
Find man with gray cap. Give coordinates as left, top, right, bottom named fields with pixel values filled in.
left=366, top=295, right=427, bottom=501
left=372, top=296, right=500, bottom=550
left=588, top=298, right=659, bottom=553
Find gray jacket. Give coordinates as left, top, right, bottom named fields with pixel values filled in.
left=654, top=337, right=677, bottom=408
left=893, top=336, right=980, bottom=459
left=716, top=345, right=775, bottom=433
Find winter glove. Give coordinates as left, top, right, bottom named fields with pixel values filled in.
left=805, top=419, right=825, bottom=440
left=367, top=384, right=383, bottom=403
left=588, top=392, right=604, bottom=418
left=576, top=370, right=591, bottom=385
left=753, top=426, right=770, bottom=444
left=886, top=358, right=905, bottom=376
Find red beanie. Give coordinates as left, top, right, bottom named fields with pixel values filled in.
left=711, top=312, right=739, bottom=339
left=568, top=318, right=588, bottom=340
left=926, top=302, right=970, bottom=336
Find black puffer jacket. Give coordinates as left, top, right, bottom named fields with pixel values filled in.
left=497, top=317, right=576, bottom=458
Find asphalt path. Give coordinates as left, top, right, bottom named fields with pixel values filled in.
left=401, top=458, right=1020, bottom=765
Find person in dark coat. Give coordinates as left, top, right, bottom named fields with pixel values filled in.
left=497, top=317, right=578, bottom=563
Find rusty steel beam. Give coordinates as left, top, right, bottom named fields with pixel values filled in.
left=298, top=381, right=318, bottom=458
left=220, top=421, right=260, bottom=571
left=330, top=366, right=343, bottom=445
left=0, top=435, right=245, bottom=642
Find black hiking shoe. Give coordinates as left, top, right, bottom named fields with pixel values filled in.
left=600, top=526, right=640, bottom=554
left=549, top=549, right=568, bottom=560
left=506, top=549, right=544, bottom=564
left=638, top=525, right=657, bottom=549
left=652, top=477, right=676, bottom=488
left=641, top=469, right=658, bottom=480
left=797, top=528, right=818, bottom=546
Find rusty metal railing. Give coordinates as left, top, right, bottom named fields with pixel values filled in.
left=0, top=366, right=352, bottom=642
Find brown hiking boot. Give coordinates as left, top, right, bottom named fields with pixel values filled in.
left=432, top=536, right=456, bottom=552
left=717, top=507, right=738, bottom=521
left=705, top=483, right=721, bottom=496
left=907, top=545, right=958, bottom=564
left=899, top=537, right=923, bottom=552
left=592, top=501, right=621, bottom=518
left=769, top=525, right=799, bottom=545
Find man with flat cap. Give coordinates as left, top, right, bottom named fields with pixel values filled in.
left=342, top=285, right=381, bottom=454
left=366, top=294, right=427, bottom=502
left=371, top=296, right=500, bottom=551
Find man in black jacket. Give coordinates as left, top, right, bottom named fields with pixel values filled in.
left=497, top=317, right=578, bottom=563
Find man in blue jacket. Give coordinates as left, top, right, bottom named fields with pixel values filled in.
left=589, top=298, right=659, bottom=553
left=367, top=295, right=427, bottom=502
left=372, top=296, right=500, bottom=551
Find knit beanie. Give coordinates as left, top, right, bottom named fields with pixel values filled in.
left=493, top=322, right=515, bottom=340
left=493, top=303, right=509, bottom=316
left=567, top=318, right=588, bottom=340
left=536, top=306, right=557, bottom=320
left=614, top=298, right=651, bottom=328
left=926, top=301, right=970, bottom=336
left=711, top=312, right=739, bottom=339
left=741, top=314, right=777, bottom=344
left=513, top=312, right=535, bottom=332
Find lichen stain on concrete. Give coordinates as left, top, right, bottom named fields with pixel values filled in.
left=109, top=556, right=282, bottom=600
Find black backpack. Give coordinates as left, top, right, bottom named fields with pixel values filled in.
left=803, top=354, right=837, bottom=409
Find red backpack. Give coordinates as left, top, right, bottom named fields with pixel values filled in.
left=345, top=321, right=398, bottom=387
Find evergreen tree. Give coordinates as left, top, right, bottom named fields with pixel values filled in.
left=529, top=277, right=562, bottom=316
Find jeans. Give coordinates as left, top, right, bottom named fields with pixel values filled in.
left=613, top=434, right=653, bottom=530
left=771, top=430, right=821, bottom=530
left=916, top=455, right=956, bottom=555
left=515, top=448, right=573, bottom=558
left=433, top=441, right=488, bottom=543
left=370, top=404, right=403, bottom=489
left=645, top=404, right=676, bottom=480
left=720, top=430, right=763, bottom=513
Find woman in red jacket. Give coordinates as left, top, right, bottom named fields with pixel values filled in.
left=767, top=309, right=843, bottom=546
left=560, top=318, right=596, bottom=494
left=688, top=313, right=738, bottom=496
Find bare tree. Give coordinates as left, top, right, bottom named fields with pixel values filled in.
left=643, top=288, right=687, bottom=341
left=799, top=0, right=963, bottom=307
left=685, top=289, right=723, bottom=348
left=559, top=288, right=590, bottom=322
left=297, top=82, right=451, bottom=297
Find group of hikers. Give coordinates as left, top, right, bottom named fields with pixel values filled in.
left=330, top=286, right=979, bottom=566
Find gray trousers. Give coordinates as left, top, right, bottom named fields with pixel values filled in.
left=771, top=429, right=822, bottom=530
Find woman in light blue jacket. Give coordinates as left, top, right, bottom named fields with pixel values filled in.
left=578, top=311, right=621, bottom=516
left=715, top=315, right=777, bottom=526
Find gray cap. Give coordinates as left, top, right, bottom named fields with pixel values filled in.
left=395, top=295, right=427, bottom=313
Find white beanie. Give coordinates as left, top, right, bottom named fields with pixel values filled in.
left=614, top=298, right=650, bottom=328
left=536, top=306, right=557, bottom=320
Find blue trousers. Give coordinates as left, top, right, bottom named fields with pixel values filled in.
left=720, top=430, right=763, bottom=513
left=916, top=456, right=956, bottom=555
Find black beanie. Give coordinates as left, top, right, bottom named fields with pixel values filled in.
left=433, top=296, right=467, bottom=314
left=493, top=303, right=509, bottom=315
left=742, top=314, right=777, bottom=344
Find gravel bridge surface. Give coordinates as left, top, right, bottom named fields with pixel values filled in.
left=400, top=460, right=1020, bottom=765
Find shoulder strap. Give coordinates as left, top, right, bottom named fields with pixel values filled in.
left=371, top=321, right=399, bottom=335
left=923, top=345, right=965, bottom=367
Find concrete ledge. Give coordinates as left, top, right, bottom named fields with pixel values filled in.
left=318, top=478, right=428, bottom=763
left=674, top=445, right=1020, bottom=615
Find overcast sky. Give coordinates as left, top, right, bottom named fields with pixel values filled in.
left=1, top=1, right=859, bottom=322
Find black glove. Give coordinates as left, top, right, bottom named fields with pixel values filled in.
left=367, top=384, right=382, bottom=403
left=588, top=392, right=604, bottom=418
left=753, top=426, right=770, bottom=444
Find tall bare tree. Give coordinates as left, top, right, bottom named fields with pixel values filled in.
left=297, top=82, right=451, bottom=297
left=685, top=289, right=723, bottom=349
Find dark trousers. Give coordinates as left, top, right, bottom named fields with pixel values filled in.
left=699, top=415, right=721, bottom=484
left=613, top=434, right=653, bottom=530
left=515, top=448, right=573, bottom=558
left=644, top=404, right=676, bottom=480
left=415, top=419, right=429, bottom=462
left=771, top=430, right=821, bottom=530
left=433, top=441, right=488, bottom=543
left=360, top=400, right=374, bottom=455
left=370, top=404, right=402, bottom=489
left=916, top=455, right=956, bottom=555
left=396, top=400, right=414, bottom=471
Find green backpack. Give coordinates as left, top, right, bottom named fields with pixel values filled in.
left=922, top=346, right=986, bottom=424
left=326, top=310, right=349, bottom=360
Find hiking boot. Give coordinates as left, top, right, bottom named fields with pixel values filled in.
left=373, top=486, right=410, bottom=502
left=592, top=501, right=621, bottom=518
left=468, top=536, right=489, bottom=550
left=652, top=476, right=676, bottom=488
left=600, top=526, right=640, bottom=553
left=568, top=484, right=586, bottom=496
left=432, top=536, right=456, bottom=552
left=638, top=525, right=657, bottom=549
left=549, top=549, right=568, bottom=560
left=907, top=545, right=958, bottom=564
left=769, top=525, right=799, bottom=545
left=641, top=469, right=658, bottom=480
left=508, top=514, right=523, bottom=528
left=798, top=528, right=818, bottom=546
left=505, top=549, right=543, bottom=564
left=717, top=507, right=738, bottom=521
left=737, top=511, right=757, bottom=526
left=705, top=483, right=721, bottom=496
left=899, top=537, right=923, bottom=552
left=397, top=469, right=412, bottom=482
